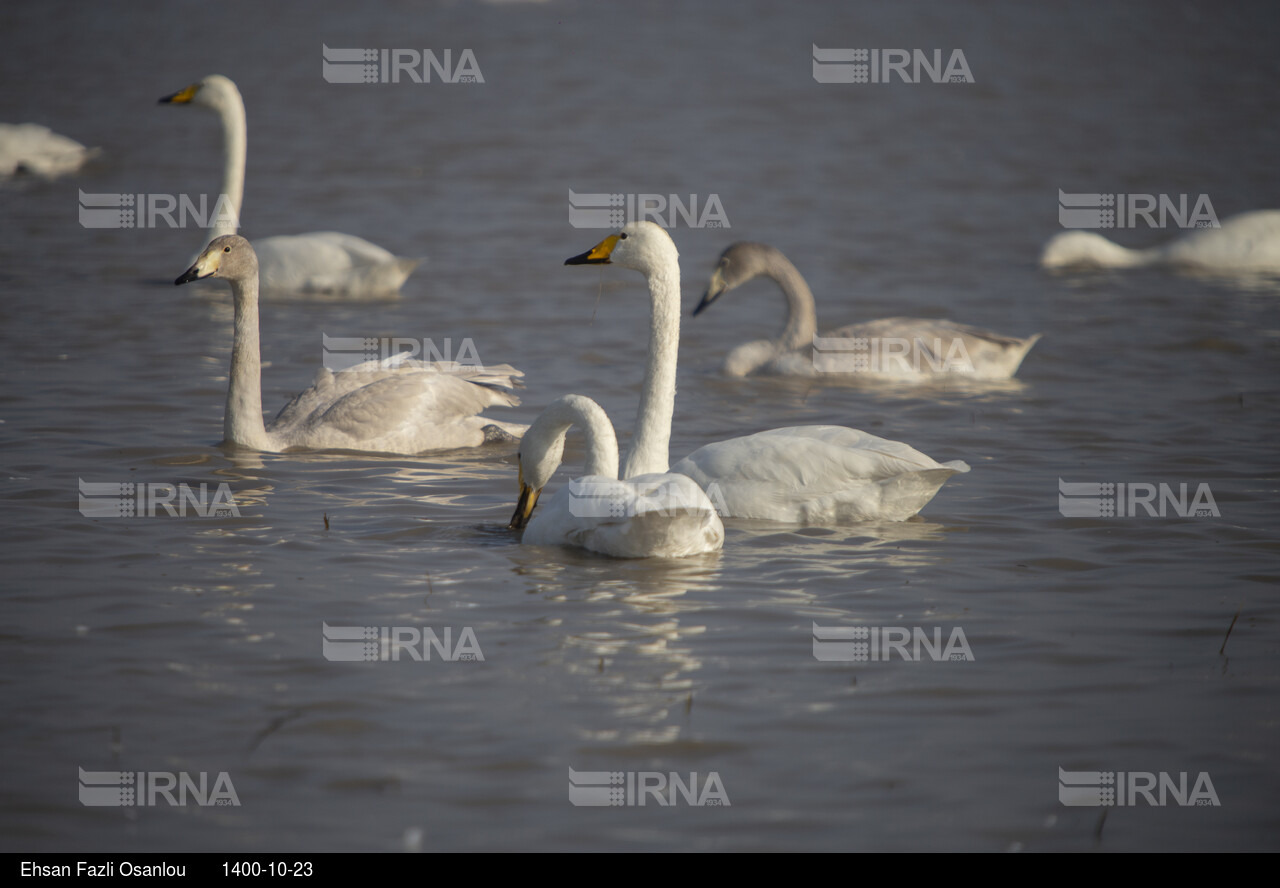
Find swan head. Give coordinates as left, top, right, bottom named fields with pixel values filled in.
left=565, top=220, right=679, bottom=277
left=159, top=74, right=243, bottom=114
left=1040, top=231, right=1141, bottom=269
left=693, top=241, right=781, bottom=316
left=508, top=394, right=618, bottom=530
left=175, top=234, right=258, bottom=286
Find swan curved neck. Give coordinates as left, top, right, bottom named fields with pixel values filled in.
left=572, top=400, right=619, bottom=479
left=767, top=253, right=818, bottom=350
left=212, top=89, right=246, bottom=243
left=622, top=261, right=679, bottom=478
left=224, top=277, right=270, bottom=448
left=528, top=395, right=620, bottom=482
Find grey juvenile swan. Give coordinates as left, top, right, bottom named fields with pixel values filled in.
left=694, top=242, right=1040, bottom=380
left=176, top=235, right=524, bottom=454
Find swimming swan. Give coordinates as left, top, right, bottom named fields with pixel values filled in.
left=508, top=394, right=724, bottom=557
left=175, top=235, right=524, bottom=453
left=0, top=123, right=97, bottom=179
left=161, top=75, right=420, bottom=296
left=693, top=242, right=1040, bottom=379
left=1041, top=211, right=1280, bottom=274
left=565, top=222, right=969, bottom=525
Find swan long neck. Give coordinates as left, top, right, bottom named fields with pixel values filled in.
left=570, top=398, right=620, bottom=479
left=767, top=252, right=819, bottom=351
left=526, top=395, right=620, bottom=486
left=212, top=89, right=246, bottom=243
left=622, top=260, right=680, bottom=479
left=224, top=276, right=269, bottom=448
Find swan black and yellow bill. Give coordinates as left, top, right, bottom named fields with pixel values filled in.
left=508, top=462, right=542, bottom=530
left=159, top=83, right=200, bottom=105
left=175, top=248, right=218, bottom=285
left=693, top=266, right=729, bottom=316
left=565, top=234, right=619, bottom=266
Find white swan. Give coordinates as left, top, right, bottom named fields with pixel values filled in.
left=565, top=222, right=969, bottom=525
left=176, top=235, right=524, bottom=454
left=1041, top=211, right=1280, bottom=274
left=508, top=394, right=723, bottom=557
left=161, top=75, right=420, bottom=297
left=693, top=242, right=1040, bottom=380
left=0, top=123, right=97, bottom=179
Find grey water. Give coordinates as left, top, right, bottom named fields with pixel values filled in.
left=1, top=0, right=1278, bottom=852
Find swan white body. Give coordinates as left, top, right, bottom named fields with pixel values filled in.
left=176, top=236, right=524, bottom=454
left=509, top=395, right=723, bottom=558
left=1041, top=211, right=1280, bottom=273
left=694, top=242, right=1039, bottom=380
left=566, top=222, right=969, bottom=525
left=0, top=123, right=96, bottom=179
left=162, top=75, right=420, bottom=296
left=671, top=426, right=968, bottom=524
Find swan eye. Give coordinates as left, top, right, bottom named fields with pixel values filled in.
left=223, top=246, right=231, bottom=253
left=619, top=233, right=628, bottom=240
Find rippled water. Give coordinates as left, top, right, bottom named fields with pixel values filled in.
left=2, top=0, right=1278, bottom=852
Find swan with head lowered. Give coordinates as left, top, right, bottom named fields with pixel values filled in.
left=161, top=75, right=420, bottom=297
left=693, top=242, right=1040, bottom=380
left=508, top=394, right=723, bottom=557
left=1041, top=211, right=1280, bottom=274
left=566, top=222, right=969, bottom=525
left=176, top=235, right=524, bottom=454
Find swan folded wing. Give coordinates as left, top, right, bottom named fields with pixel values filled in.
left=671, top=427, right=968, bottom=523
left=530, top=475, right=722, bottom=558
left=1163, top=211, right=1280, bottom=271
left=0, top=124, right=95, bottom=178
left=268, top=361, right=522, bottom=451
left=819, top=317, right=1039, bottom=378
left=254, top=232, right=421, bottom=295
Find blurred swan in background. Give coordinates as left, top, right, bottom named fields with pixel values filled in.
left=175, top=235, right=524, bottom=454
left=508, top=394, right=724, bottom=557
left=1041, top=211, right=1280, bottom=274
left=161, top=75, right=420, bottom=297
left=694, top=242, right=1040, bottom=380
left=0, top=123, right=97, bottom=179
left=566, top=223, right=969, bottom=525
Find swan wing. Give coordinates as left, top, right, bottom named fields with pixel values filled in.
left=269, top=359, right=523, bottom=453
left=672, top=426, right=968, bottom=524
left=813, top=317, right=1040, bottom=379
left=253, top=232, right=421, bottom=296
left=0, top=123, right=95, bottom=178
left=523, top=473, right=723, bottom=558
left=1162, top=211, right=1280, bottom=272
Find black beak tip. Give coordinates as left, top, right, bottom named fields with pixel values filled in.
left=565, top=250, right=608, bottom=267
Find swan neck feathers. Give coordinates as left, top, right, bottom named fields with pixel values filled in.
left=763, top=248, right=819, bottom=351
left=522, top=394, right=620, bottom=489
left=623, top=251, right=679, bottom=479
